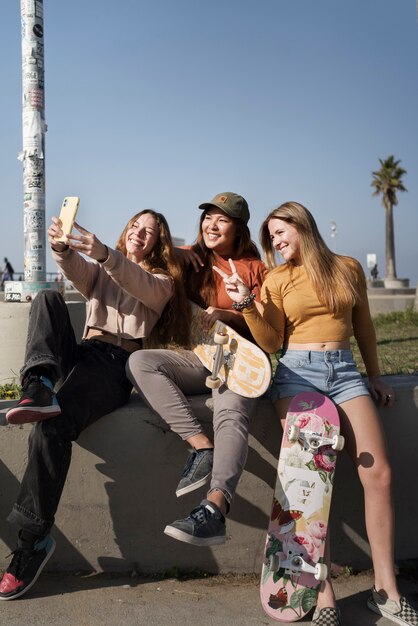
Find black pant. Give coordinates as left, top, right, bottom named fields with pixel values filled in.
left=7, top=290, right=133, bottom=537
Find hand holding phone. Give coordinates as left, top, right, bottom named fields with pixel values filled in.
left=55, top=196, right=80, bottom=242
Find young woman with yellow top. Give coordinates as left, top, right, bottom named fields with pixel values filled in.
left=214, top=201, right=418, bottom=626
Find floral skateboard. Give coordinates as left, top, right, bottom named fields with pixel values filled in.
left=260, top=391, right=344, bottom=622
left=189, top=302, right=271, bottom=398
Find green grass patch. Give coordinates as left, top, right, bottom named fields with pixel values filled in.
left=351, top=308, right=418, bottom=376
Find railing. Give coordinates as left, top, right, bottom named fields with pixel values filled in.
left=0, top=272, right=68, bottom=290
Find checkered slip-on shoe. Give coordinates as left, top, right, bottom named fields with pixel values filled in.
left=311, top=606, right=341, bottom=626
left=367, top=587, right=418, bottom=625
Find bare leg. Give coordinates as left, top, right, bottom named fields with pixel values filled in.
left=338, top=395, right=399, bottom=601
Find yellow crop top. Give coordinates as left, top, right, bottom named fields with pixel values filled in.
left=243, top=258, right=380, bottom=377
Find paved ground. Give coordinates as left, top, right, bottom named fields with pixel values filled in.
left=0, top=570, right=417, bottom=625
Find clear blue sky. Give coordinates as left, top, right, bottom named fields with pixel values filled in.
left=1, top=0, right=417, bottom=285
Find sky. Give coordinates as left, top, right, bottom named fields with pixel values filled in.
left=1, top=0, right=417, bottom=286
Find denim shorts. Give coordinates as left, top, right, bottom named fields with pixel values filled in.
left=270, top=349, right=370, bottom=405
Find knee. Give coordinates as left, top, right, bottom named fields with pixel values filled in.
left=37, top=289, right=64, bottom=305
left=32, top=288, right=65, bottom=314
left=359, top=457, right=392, bottom=492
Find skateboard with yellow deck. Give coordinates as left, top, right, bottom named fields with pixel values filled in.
left=190, top=302, right=271, bottom=399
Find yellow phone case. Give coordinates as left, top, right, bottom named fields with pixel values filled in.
left=55, top=196, right=80, bottom=242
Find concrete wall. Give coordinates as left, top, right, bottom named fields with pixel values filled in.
left=367, top=292, right=416, bottom=315
left=0, top=300, right=86, bottom=385
left=1, top=376, right=417, bottom=575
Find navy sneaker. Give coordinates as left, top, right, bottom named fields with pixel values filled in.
left=0, top=535, right=56, bottom=600
left=164, top=499, right=226, bottom=546
left=6, top=374, right=60, bottom=424
left=176, top=449, right=214, bottom=497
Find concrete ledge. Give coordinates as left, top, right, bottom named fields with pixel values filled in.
left=1, top=376, right=418, bottom=574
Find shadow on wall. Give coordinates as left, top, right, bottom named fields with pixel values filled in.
left=0, top=457, right=93, bottom=574
left=75, top=404, right=222, bottom=574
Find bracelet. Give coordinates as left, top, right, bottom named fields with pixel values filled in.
left=232, top=293, right=256, bottom=311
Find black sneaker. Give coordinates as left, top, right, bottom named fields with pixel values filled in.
left=0, top=535, right=56, bottom=600
left=164, top=499, right=226, bottom=546
left=367, top=587, right=418, bottom=625
left=176, top=449, right=214, bottom=497
left=6, top=374, right=61, bottom=425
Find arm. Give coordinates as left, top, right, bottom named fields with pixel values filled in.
left=175, top=246, right=205, bottom=273
left=351, top=261, right=394, bottom=406
left=205, top=259, right=266, bottom=333
left=50, top=218, right=173, bottom=309
left=243, top=282, right=285, bottom=353
left=49, top=217, right=99, bottom=297
left=214, top=260, right=285, bottom=353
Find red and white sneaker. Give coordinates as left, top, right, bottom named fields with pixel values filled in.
left=0, top=535, right=56, bottom=600
left=6, top=374, right=61, bottom=425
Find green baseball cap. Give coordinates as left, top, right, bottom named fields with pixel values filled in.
left=198, top=192, right=250, bottom=224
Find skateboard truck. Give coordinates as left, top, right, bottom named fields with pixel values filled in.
left=269, top=553, right=328, bottom=582
left=288, top=425, right=345, bottom=452
left=205, top=327, right=229, bottom=389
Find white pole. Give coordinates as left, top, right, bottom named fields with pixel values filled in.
left=19, top=0, right=46, bottom=284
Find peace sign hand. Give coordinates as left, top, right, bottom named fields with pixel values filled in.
left=66, top=222, right=109, bottom=262
left=213, top=259, right=251, bottom=304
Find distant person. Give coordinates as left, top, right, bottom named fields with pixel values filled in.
left=216, top=201, right=418, bottom=626
left=1, top=257, right=14, bottom=288
left=0, top=208, right=189, bottom=600
left=371, top=263, right=379, bottom=280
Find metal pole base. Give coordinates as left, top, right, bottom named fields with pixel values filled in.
left=2, top=280, right=64, bottom=303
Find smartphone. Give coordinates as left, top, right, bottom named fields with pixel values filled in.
left=55, top=196, right=80, bottom=242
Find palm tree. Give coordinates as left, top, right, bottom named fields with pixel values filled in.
left=371, top=155, right=407, bottom=281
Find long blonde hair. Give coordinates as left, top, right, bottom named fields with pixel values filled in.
left=116, top=209, right=190, bottom=346
left=260, top=201, right=359, bottom=313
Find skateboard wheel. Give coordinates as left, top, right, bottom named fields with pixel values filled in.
left=332, top=435, right=345, bottom=451
left=314, top=563, right=328, bottom=581
left=288, top=425, right=300, bottom=442
left=206, top=375, right=221, bottom=389
left=214, top=331, right=229, bottom=345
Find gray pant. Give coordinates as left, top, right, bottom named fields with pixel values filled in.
left=126, top=349, right=259, bottom=504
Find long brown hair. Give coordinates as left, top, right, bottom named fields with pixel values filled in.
left=260, top=201, right=359, bottom=313
left=116, top=209, right=190, bottom=346
left=186, top=209, right=261, bottom=307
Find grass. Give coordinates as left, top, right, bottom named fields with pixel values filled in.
left=351, top=308, right=418, bottom=376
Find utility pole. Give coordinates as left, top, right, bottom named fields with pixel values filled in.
left=20, top=0, right=46, bottom=284
left=4, top=0, right=61, bottom=302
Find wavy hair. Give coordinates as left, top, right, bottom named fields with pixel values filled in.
left=116, top=209, right=190, bottom=346
left=186, top=209, right=261, bottom=307
left=259, top=201, right=359, bottom=313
